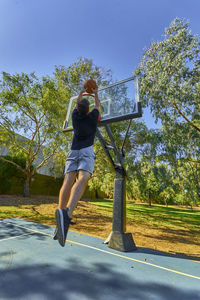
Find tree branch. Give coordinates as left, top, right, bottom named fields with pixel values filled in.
left=183, top=158, right=200, bottom=164
left=172, top=101, right=200, bottom=133
left=1, top=126, right=30, bottom=155
left=0, top=157, right=25, bottom=174
left=31, top=146, right=59, bottom=176
left=27, top=116, right=41, bottom=169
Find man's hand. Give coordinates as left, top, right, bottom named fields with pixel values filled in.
left=91, top=87, right=98, bottom=95
left=76, top=88, right=86, bottom=104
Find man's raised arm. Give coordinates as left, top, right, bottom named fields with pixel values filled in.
left=92, top=87, right=101, bottom=111
left=76, top=89, right=86, bottom=105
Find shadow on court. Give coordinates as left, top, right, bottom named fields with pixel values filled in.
left=0, top=221, right=50, bottom=241
left=135, top=246, right=200, bottom=262
left=0, top=261, right=199, bottom=300
left=1, top=220, right=200, bottom=261
left=0, top=219, right=200, bottom=300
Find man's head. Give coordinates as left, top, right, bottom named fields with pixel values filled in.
left=77, top=98, right=90, bottom=115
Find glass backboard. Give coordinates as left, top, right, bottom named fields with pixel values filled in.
left=62, top=76, right=141, bottom=132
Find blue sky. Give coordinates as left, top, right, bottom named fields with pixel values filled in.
left=0, top=0, right=200, bottom=129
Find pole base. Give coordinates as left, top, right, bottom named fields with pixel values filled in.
left=108, top=231, right=137, bottom=252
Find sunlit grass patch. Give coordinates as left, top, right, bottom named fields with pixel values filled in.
left=88, top=200, right=200, bottom=232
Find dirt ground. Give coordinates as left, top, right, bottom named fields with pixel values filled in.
left=0, top=194, right=200, bottom=261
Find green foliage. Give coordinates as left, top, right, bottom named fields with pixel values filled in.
left=136, top=18, right=200, bottom=133
left=0, top=57, right=112, bottom=196
left=0, top=71, right=68, bottom=196
left=135, top=18, right=200, bottom=167
left=54, top=57, right=112, bottom=96
left=0, top=155, right=29, bottom=193
left=88, top=138, right=115, bottom=198
left=131, top=18, right=200, bottom=206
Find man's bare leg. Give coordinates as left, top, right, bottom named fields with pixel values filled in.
left=67, top=170, right=91, bottom=218
left=58, top=171, right=77, bottom=209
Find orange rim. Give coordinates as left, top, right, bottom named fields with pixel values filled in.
left=82, top=93, right=95, bottom=98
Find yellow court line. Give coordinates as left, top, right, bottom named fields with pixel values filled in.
left=66, top=239, right=200, bottom=280
left=0, top=232, right=35, bottom=242
left=1, top=220, right=200, bottom=281
left=0, top=220, right=54, bottom=237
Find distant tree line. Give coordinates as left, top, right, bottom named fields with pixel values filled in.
left=0, top=19, right=199, bottom=207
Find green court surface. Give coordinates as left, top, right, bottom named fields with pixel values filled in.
left=0, top=218, right=200, bottom=300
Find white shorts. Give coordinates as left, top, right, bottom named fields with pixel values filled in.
left=64, top=146, right=96, bottom=175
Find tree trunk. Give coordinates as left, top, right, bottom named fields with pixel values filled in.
left=24, top=176, right=30, bottom=197
left=197, top=192, right=200, bottom=203
left=148, top=190, right=151, bottom=207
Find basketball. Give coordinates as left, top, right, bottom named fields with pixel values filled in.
left=84, top=79, right=97, bottom=94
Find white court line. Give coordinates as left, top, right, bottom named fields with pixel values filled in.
left=1, top=220, right=200, bottom=281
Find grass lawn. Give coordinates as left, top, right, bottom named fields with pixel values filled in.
left=91, top=199, right=200, bottom=232
left=0, top=195, right=200, bottom=260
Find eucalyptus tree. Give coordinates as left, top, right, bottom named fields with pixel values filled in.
left=0, top=58, right=113, bottom=197
left=136, top=18, right=200, bottom=136
left=135, top=18, right=200, bottom=205
left=0, top=72, right=66, bottom=196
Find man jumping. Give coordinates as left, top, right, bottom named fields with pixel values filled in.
left=54, top=85, right=100, bottom=247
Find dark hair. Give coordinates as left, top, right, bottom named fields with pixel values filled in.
left=77, top=98, right=90, bottom=115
